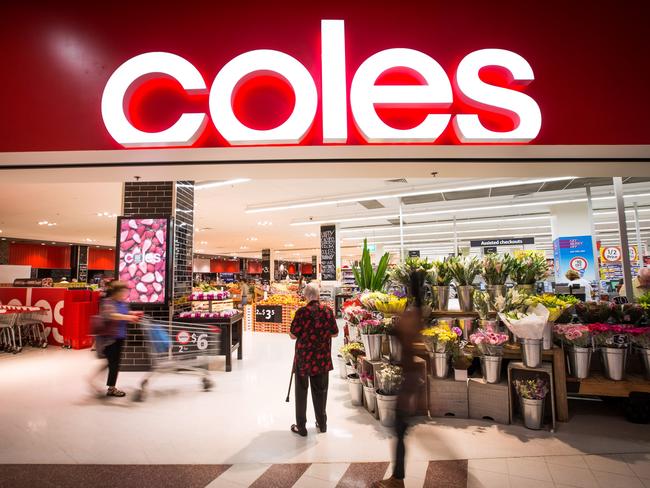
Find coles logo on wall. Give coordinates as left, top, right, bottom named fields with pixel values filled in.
left=101, top=20, right=541, bottom=148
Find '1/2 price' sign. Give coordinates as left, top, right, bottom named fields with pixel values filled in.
left=255, top=305, right=283, bottom=324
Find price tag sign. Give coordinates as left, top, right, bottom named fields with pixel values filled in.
left=255, top=305, right=283, bottom=323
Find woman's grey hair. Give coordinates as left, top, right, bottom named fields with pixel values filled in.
left=303, top=282, right=320, bottom=302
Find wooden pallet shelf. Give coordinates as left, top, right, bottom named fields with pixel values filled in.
left=566, top=374, right=650, bottom=397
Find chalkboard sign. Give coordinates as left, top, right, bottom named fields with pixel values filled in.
left=320, top=225, right=337, bottom=281
left=255, top=305, right=283, bottom=323
left=261, top=249, right=271, bottom=284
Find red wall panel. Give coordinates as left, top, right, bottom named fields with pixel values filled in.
left=9, top=243, right=70, bottom=269
left=248, top=261, right=262, bottom=274
left=88, top=248, right=115, bottom=270
left=302, top=264, right=313, bottom=274
left=210, top=259, right=240, bottom=273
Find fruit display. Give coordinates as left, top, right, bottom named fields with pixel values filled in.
left=118, top=218, right=167, bottom=304
left=269, top=282, right=299, bottom=295
left=258, top=294, right=306, bottom=307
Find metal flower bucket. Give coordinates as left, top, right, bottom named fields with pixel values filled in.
left=601, top=347, right=627, bottom=381
left=337, top=355, right=348, bottom=379
left=567, top=347, right=592, bottom=379
left=481, top=355, right=502, bottom=384
left=376, top=392, right=398, bottom=427
left=457, top=285, right=475, bottom=312
left=432, top=286, right=450, bottom=311
left=363, top=385, right=377, bottom=413
left=347, top=374, right=363, bottom=406
left=431, top=352, right=450, bottom=378
left=361, top=334, right=383, bottom=361
left=456, top=317, right=475, bottom=342
left=486, top=284, right=506, bottom=303
left=388, top=335, right=403, bottom=363
left=520, top=338, right=543, bottom=368
left=521, top=397, right=544, bottom=430
left=640, top=348, right=650, bottom=380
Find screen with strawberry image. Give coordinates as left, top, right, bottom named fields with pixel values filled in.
left=116, top=217, right=169, bottom=305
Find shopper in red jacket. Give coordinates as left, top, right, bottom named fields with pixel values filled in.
left=289, top=282, right=339, bottom=436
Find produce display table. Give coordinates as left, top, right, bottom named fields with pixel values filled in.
left=173, top=313, right=243, bottom=372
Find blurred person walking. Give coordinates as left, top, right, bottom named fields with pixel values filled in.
left=289, top=282, right=339, bottom=436
left=88, top=281, right=141, bottom=397
left=373, top=276, right=425, bottom=488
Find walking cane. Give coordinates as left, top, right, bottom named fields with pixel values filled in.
left=285, top=352, right=296, bottom=402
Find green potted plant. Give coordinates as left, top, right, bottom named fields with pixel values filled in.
left=352, top=239, right=391, bottom=291
left=448, top=256, right=482, bottom=312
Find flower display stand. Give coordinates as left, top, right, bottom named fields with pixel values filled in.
left=468, top=378, right=510, bottom=425
left=507, top=362, right=556, bottom=432
left=427, top=376, right=469, bottom=419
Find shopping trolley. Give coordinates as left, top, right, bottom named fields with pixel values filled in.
left=16, top=309, right=48, bottom=349
left=0, top=310, right=19, bottom=353
left=133, top=316, right=222, bottom=402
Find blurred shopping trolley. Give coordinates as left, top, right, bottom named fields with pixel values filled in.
left=134, top=316, right=222, bottom=401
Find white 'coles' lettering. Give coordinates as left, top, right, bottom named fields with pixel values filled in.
left=101, top=19, right=542, bottom=147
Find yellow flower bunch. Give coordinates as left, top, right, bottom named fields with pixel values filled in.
left=421, top=325, right=459, bottom=342
left=526, top=294, right=571, bottom=322
left=375, top=295, right=407, bottom=314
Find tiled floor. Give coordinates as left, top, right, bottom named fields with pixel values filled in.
left=1, top=456, right=650, bottom=487
left=0, top=329, right=649, bottom=487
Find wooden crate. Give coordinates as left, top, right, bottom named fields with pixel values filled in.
left=428, top=376, right=468, bottom=419
left=252, top=304, right=298, bottom=333
left=468, top=378, right=510, bottom=424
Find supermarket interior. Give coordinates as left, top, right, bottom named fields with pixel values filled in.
left=1, top=174, right=650, bottom=487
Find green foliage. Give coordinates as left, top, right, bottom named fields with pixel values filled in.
left=447, top=256, right=482, bottom=285
left=352, top=239, right=391, bottom=291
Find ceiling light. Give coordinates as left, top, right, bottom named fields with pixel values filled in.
left=292, top=192, right=650, bottom=227
left=200, top=240, right=208, bottom=245
left=257, top=220, right=273, bottom=226
left=240, top=245, right=249, bottom=250
left=284, top=243, right=295, bottom=247
left=195, top=178, right=251, bottom=190
left=246, top=237, right=258, bottom=242
left=247, top=177, right=576, bottom=213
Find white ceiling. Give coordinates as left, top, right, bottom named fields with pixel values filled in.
left=1, top=177, right=649, bottom=262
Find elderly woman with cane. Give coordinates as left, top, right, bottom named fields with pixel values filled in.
left=288, top=282, right=339, bottom=436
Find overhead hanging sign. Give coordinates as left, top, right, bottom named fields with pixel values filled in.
left=470, top=237, right=535, bottom=247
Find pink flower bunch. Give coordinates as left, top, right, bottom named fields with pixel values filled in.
left=553, top=324, right=590, bottom=347
left=452, top=326, right=463, bottom=338
left=343, top=306, right=374, bottom=326
left=178, top=309, right=238, bottom=319
left=587, top=323, right=631, bottom=348
left=470, top=327, right=509, bottom=356
left=629, top=327, right=650, bottom=349
left=359, top=318, right=384, bottom=335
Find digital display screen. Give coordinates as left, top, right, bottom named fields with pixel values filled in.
left=117, top=217, right=169, bottom=304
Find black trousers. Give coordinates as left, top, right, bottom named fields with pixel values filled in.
left=104, top=339, right=124, bottom=387
left=295, top=372, right=329, bottom=429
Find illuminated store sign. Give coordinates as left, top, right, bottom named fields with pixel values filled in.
left=102, top=20, right=541, bottom=148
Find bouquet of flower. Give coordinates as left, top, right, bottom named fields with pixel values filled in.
left=493, top=288, right=529, bottom=314
left=470, top=325, right=509, bottom=356
left=511, top=254, right=549, bottom=285
left=375, top=293, right=408, bottom=315
left=421, top=324, right=462, bottom=353
left=527, top=294, right=572, bottom=322
left=482, top=254, right=515, bottom=285
left=376, top=364, right=403, bottom=395
left=431, top=259, right=454, bottom=286
left=588, top=323, right=630, bottom=348
left=513, top=377, right=549, bottom=400
left=473, top=290, right=491, bottom=320
left=499, top=303, right=550, bottom=339
left=629, top=327, right=650, bottom=349
left=383, top=315, right=400, bottom=336
left=360, top=371, right=374, bottom=388
left=359, top=291, right=389, bottom=311
left=452, top=341, right=474, bottom=369
left=575, top=301, right=616, bottom=324
left=340, top=342, right=365, bottom=364
left=556, top=295, right=580, bottom=323
left=614, top=303, right=645, bottom=325
left=358, top=318, right=384, bottom=335
left=553, top=324, right=591, bottom=348
left=448, top=256, right=482, bottom=285
left=343, top=305, right=375, bottom=326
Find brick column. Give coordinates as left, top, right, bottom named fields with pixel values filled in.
left=120, top=181, right=194, bottom=371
